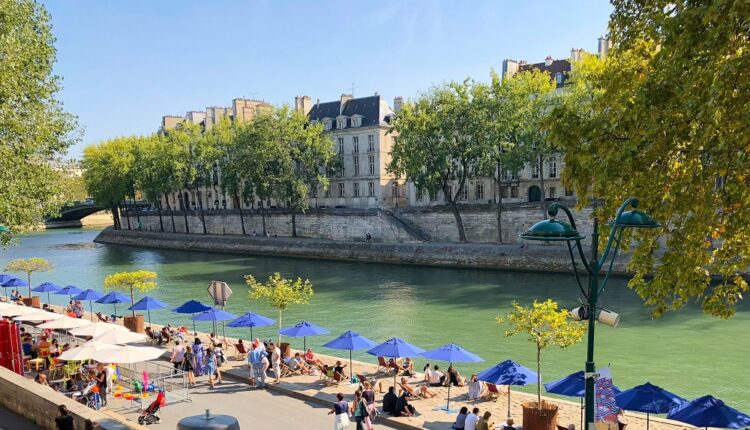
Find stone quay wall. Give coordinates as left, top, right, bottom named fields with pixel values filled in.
left=95, top=227, right=629, bottom=275
left=121, top=204, right=596, bottom=245
left=0, top=366, right=145, bottom=430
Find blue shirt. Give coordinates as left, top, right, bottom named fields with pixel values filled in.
left=249, top=347, right=266, bottom=365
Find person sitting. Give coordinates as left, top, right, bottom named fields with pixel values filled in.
left=160, top=327, right=171, bottom=344
left=398, top=377, right=436, bottom=398
left=402, top=357, right=415, bottom=376
left=388, top=357, right=405, bottom=373
left=11, top=290, right=22, bottom=302
left=423, top=363, right=432, bottom=382
left=501, top=417, right=517, bottom=430
left=145, top=327, right=161, bottom=344
left=453, top=406, right=469, bottom=430
left=303, top=348, right=324, bottom=367
left=447, top=365, right=464, bottom=386
left=394, top=391, right=416, bottom=417
left=22, top=338, right=36, bottom=358
left=332, top=360, right=347, bottom=379
left=467, top=373, right=483, bottom=399
left=477, top=411, right=494, bottom=430
left=35, top=373, right=49, bottom=387
left=428, top=365, right=445, bottom=387
left=284, top=352, right=309, bottom=375
left=49, top=339, right=60, bottom=358
left=382, top=386, right=398, bottom=415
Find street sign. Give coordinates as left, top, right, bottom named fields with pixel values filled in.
left=207, top=281, right=232, bottom=306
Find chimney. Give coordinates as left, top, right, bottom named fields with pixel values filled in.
left=598, top=36, right=611, bottom=59
left=570, top=48, right=583, bottom=62
left=545, top=55, right=554, bottom=67
left=393, top=96, right=403, bottom=114
left=519, top=59, right=528, bottom=66
left=502, top=59, right=520, bottom=80
left=340, top=94, right=353, bottom=115
left=294, top=95, right=313, bottom=116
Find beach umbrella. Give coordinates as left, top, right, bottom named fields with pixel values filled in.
left=0, top=274, right=15, bottom=297
left=421, top=343, right=484, bottom=413
left=59, top=341, right=119, bottom=361
left=92, top=344, right=165, bottom=364
left=128, top=296, right=168, bottom=328
left=32, top=282, right=61, bottom=304
left=477, top=359, right=538, bottom=419
left=616, top=382, right=686, bottom=430
left=323, top=330, right=377, bottom=384
left=172, top=300, right=211, bottom=335
left=55, top=285, right=83, bottom=300
left=1, top=276, right=28, bottom=298
left=91, top=328, right=148, bottom=345
left=14, top=311, right=64, bottom=322
left=70, top=321, right=128, bottom=337
left=72, top=289, right=103, bottom=321
left=227, top=312, right=275, bottom=340
left=367, top=337, right=425, bottom=388
left=0, top=305, right=40, bottom=317
left=95, top=291, right=131, bottom=319
left=193, top=308, right=237, bottom=338
left=545, top=371, right=622, bottom=430
left=667, top=395, right=750, bottom=429
left=37, top=316, right=92, bottom=330
left=278, top=321, right=330, bottom=351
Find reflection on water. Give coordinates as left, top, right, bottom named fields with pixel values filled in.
left=1, top=228, right=748, bottom=407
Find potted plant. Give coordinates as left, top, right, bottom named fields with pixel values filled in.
left=5, top=258, right=53, bottom=308
left=499, top=300, right=586, bottom=430
left=104, top=271, right=157, bottom=333
left=246, top=272, right=314, bottom=345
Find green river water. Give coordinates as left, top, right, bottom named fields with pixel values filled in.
left=1, top=228, right=748, bottom=410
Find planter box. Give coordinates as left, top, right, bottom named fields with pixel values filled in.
left=522, top=400, right=558, bottom=430
left=21, top=297, right=41, bottom=308
left=124, top=315, right=144, bottom=333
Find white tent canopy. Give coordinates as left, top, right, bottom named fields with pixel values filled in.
left=92, top=345, right=164, bottom=364
left=37, top=317, right=92, bottom=330
left=14, top=311, right=64, bottom=322
left=91, top=329, right=148, bottom=345
left=69, top=322, right=128, bottom=337
left=0, top=305, right=41, bottom=317
left=59, top=341, right=119, bottom=361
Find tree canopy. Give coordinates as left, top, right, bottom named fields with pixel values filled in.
left=104, top=270, right=158, bottom=317
left=547, top=0, right=750, bottom=318
left=246, top=272, right=314, bottom=343
left=4, top=257, right=53, bottom=298
left=0, top=0, right=79, bottom=244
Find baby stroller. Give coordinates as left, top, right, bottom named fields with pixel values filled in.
left=138, top=390, right=166, bottom=425
left=71, top=381, right=99, bottom=410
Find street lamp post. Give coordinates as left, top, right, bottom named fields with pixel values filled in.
left=520, top=198, right=658, bottom=429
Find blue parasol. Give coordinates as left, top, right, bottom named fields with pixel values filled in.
left=193, top=308, right=237, bottom=339
left=323, top=330, right=377, bottom=384
left=227, top=312, right=275, bottom=340
left=478, top=359, right=538, bottom=419
left=421, top=343, right=483, bottom=412
left=128, top=296, right=168, bottom=327
left=667, top=395, right=750, bottom=429
left=56, top=285, right=83, bottom=300
left=545, top=371, right=622, bottom=430
left=72, top=289, right=103, bottom=321
left=2, top=276, right=28, bottom=298
left=616, top=382, right=685, bottom=430
left=32, top=282, right=62, bottom=304
left=95, top=291, right=131, bottom=318
left=279, top=321, right=330, bottom=351
left=172, top=300, right=211, bottom=335
left=368, top=337, right=425, bottom=388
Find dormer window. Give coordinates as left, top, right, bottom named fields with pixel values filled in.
left=555, top=72, right=564, bottom=85
left=337, top=116, right=347, bottom=129
left=323, top=118, right=332, bottom=131
left=351, top=115, right=363, bottom=128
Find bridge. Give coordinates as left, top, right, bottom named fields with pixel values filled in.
left=45, top=200, right=150, bottom=228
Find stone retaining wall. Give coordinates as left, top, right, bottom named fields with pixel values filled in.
left=0, top=366, right=145, bottom=430
left=95, top=227, right=629, bottom=275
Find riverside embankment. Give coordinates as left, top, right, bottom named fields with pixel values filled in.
left=94, top=227, right=629, bottom=275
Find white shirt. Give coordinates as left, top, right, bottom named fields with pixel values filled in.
left=171, top=344, right=186, bottom=363
left=428, top=369, right=444, bottom=384
left=465, top=413, right=479, bottom=430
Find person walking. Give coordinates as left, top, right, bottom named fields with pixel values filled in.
left=193, top=338, right=205, bottom=376
left=353, top=390, right=368, bottom=430
left=205, top=347, right=222, bottom=388
left=249, top=340, right=267, bottom=388
left=171, top=341, right=186, bottom=374
left=362, top=381, right=377, bottom=430
left=182, top=345, right=196, bottom=385
left=328, top=392, right=351, bottom=430
left=95, top=363, right=108, bottom=408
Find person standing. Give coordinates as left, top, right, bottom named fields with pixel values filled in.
left=249, top=340, right=267, bottom=388
left=269, top=341, right=281, bottom=383
left=362, top=381, right=376, bottom=430
left=171, top=341, right=186, bottom=374
left=205, top=347, right=221, bottom=388
left=464, top=407, right=480, bottom=430
left=328, top=392, right=351, bottom=430
left=353, top=390, right=367, bottom=430
left=193, top=338, right=204, bottom=376
left=182, top=345, right=196, bottom=385
left=95, top=363, right=108, bottom=407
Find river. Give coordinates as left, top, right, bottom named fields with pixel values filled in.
left=1, top=228, right=748, bottom=410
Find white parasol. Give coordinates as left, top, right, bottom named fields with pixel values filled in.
left=91, top=329, right=148, bottom=345
left=59, top=341, right=119, bottom=361
left=92, top=345, right=164, bottom=363
left=69, top=322, right=127, bottom=337
left=37, top=316, right=92, bottom=330
left=0, top=305, right=41, bottom=317
left=14, top=311, right=65, bottom=322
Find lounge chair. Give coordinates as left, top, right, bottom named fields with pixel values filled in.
left=484, top=383, right=507, bottom=401
left=95, top=312, right=109, bottom=323
left=280, top=361, right=303, bottom=378
left=376, top=356, right=390, bottom=374
left=144, top=327, right=161, bottom=345
left=234, top=343, right=248, bottom=361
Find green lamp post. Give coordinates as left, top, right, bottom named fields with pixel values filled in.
left=520, top=198, right=658, bottom=429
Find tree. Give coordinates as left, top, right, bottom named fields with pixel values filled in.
left=246, top=272, right=314, bottom=343
left=389, top=80, right=495, bottom=242
left=135, top=134, right=183, bottom=232
left=104, top=271, right=157, bottom=318
left=547, top=0, right=750, bottom=318
left=499, top=300, right=586, bottom=408
left=0, top=0, right=79, bottom=244
left=82, top=137, right=136, bottom=230
left=5, top=258, right=53, bottom=298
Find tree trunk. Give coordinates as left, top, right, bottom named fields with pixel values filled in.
left=196, top=189, right=207, bottom=234
left=164, top=193, right=177, bottom=232
left=537, top=346, right=542, bottom=407
left=278, top=310, right=283, bottom=345
left=291, top=211, right=297, bottom=237
left=538, top=155, right=547, bottom=220
left=235, top=192, right=246, bottom=235
left=496, top=163, right=503, bottom=243
left=182, top=195, right=190, bottom=234
left=130, top=288, right=136, bottom=318
left=261, top=207, right=267, bottom=236
left=156, top=201, right=164, bottom=232
left=450, top=201, right=467, bottom=242
left=124, top=201, right=132, bottom=230
left=26, top=273, right=32, bottom=298
left=131, top=185, right=142, bottom=229
left=111, top=204, right=120, bottom=229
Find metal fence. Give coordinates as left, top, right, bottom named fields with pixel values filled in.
left=117, top=359, right=191, bottom=410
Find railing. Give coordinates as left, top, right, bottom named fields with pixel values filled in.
left=116, top=360, right=190, bottom=411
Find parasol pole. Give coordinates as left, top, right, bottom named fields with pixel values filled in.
left=349, top=350, right=353, bottom=384
left=89, top=300, right=94, bottom=322
left=508, top=386, right=512, bottom=419
left=147, top=309, right=151, bottom=327
left=445, top=361, right=452, bottom=412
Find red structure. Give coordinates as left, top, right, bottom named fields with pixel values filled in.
left=0, top=319, right=23, bottom=375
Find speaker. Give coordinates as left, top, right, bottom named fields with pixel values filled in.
left=597, top=309, right=620, bottom=327
left=570, top=306, right=588, bottom=321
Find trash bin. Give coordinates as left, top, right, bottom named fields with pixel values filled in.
left=177, top=412, right=240, bottom=430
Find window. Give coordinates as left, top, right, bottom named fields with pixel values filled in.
left=337, top=117, right=346, bottom=129
left=565, top=187, right=574, bottom=197
left=532, top=163, right=539, bottom=179
left=416, top=188, right=424, bottom=201
left=501, top=187, right=509, bottom=198
left=446, top=185, right=453, bottom=201
left=353, top=182, right=360, bottom=197
left=368, top=135, right=374, bottom=152
left=351, top=116, right=361, bottom=128
left=353, top=136, right=359, bottom=153
left=368, top=182, right=375, bottom=197
left=338, top=183, right=345, bottom=197
left=353, top=156, right=360, bottom=176
left=324, top=119, right=332, bottom=131
left=511, top=187, right=518, bottom=198
left=311, top=186, right=318, bottom=198
left=476, top=183, right=484, bottom=201
left=501, top=170, right=509, bottom=181
left=548, top=157, right=558, bottom=178
left=392, top=183, right=400, bottom=197
left=555, top=72, right=564, bottom=85
left=429, top=188, right=438, bottom=201
left=324, top=187, right=331, bottom=198
left=339, top=155, right=345, bottom=177
left=511, top=170, right=518, bottom=180
left=368, top=155, right=375, bottom=175
left=337, top=138, right=344, bottom=154
left=549, top=187, right=557, bottom=198
left=462, top=186, right=468, bottom=201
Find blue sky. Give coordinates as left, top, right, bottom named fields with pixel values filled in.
left=44, top=1, right=613, bottom=158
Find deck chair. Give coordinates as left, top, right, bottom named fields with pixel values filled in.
left=280, top=361, right=303, bottom=378
left=95, top=312, right=109, bottom=323
left=144, top=327, right=160, bottom=345
left=376, top=356, right=389, bottom=374
left=484, top=383, right=507, bottom=401
left=234, top=343, right=248, bottom=361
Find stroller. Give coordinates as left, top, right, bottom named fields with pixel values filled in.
left=138, top=390, right=166, bottom=425
left=71, top=381, right=99, bottom=410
